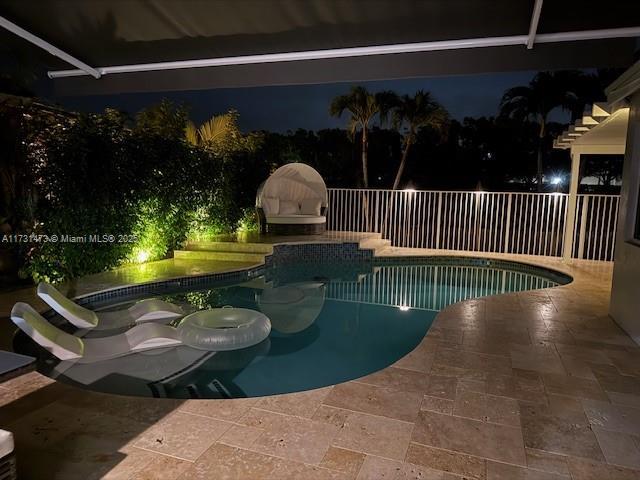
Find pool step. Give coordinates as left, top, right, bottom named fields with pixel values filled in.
left=174, top=240, right=273, bottom=263
left=359, top=237, right=392, bottom=255
left=174, top=235, right=391, bottom=263
left=173, top=249, right=266, bottom=263
left=185, top=241, right=273, bottom=254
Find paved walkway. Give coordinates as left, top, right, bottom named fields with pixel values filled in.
left=2, top=251, right=640, bottom=479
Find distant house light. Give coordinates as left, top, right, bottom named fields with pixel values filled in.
left=551, top=176, right=563, bottom=185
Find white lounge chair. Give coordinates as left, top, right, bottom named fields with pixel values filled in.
left=37, top=282, right=184, bottom=330
left=11, top=302, right=182, bottom=363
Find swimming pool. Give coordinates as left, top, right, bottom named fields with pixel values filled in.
left=18, top=257, right=570, bottom=399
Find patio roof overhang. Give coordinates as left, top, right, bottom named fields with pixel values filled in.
left=1, top=0, right=639, bottom=96
left=553, top=60, right=640, bottom=154
left=553, top=104, right=630, bottom=154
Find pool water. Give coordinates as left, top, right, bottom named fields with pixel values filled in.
left=23, top=260, right=567, bottom=399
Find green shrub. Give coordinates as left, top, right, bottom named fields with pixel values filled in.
left=14, top=100, right=264, bottom=282
left=236, top=207, right=259, bottom=234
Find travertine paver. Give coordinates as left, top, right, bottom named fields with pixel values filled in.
left=2, top=250, right=640, bottom=479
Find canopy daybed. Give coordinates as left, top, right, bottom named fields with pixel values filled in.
left=256, top=163, right=328, bottom=235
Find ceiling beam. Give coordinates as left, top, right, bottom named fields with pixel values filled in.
left=0, top=15, right=100, bottom=79
left=46, top=25, right=640, bottom=80
left=526, top=0, right=544, bottom=49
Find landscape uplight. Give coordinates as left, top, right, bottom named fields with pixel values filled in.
left=135, top=249, right=151, bottom=264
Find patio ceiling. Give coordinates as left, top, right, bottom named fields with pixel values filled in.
left=1, top=0, right=639, bottom=95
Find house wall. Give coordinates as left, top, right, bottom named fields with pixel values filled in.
left=610, top=93, right=640, bottom=344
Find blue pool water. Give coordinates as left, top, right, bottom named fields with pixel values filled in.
left=22, top=259, right=568, bottom=399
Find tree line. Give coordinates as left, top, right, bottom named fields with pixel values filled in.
left=325, top=69, right=620, bottom=192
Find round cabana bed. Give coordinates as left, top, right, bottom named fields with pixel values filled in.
left=256, top=163, right=328, bottom=235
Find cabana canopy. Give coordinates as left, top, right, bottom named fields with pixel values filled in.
left=256, top=163, right=328, bottom=234
left=258, top=163, right=328, bottom=209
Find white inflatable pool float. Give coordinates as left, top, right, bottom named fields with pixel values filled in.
left=177, top=308, right=271, bottom=351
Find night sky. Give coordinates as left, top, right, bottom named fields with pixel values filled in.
left=56, top=70, right=573, bottom=133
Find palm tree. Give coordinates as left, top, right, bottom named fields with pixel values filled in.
left=329, top=86, right=395, bottom=188
left=185, top=110, right=240, bottom=153
left=391, top=91, right=448, bottom=190
left=499, top=71, right=584, bottom=191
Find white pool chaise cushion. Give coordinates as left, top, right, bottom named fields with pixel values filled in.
left=37, top=282, right=98, bottom=328
left=37, top=282, right=184, bottom=330
left=11, top=302, right=83, bottom=360
left=11, top=302, right=182, bottom=363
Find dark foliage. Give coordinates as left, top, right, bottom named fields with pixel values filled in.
left=1, top=98, right=261, bottom=283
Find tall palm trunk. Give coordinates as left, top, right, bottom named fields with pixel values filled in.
left=536, top=118, right=546, bottom=192
left=360, top=126, right=371, bottom=228
left=392, top=137, right=412, bottom=190
left=361, top=127, right=369, bottom=188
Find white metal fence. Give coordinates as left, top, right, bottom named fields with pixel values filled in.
left=326, top=188, right=620, bottom=261
left=570, top=194, right=620, bottom=261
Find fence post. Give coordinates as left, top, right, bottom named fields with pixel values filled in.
left=577, top=195, right=589, bottom=259
left=503, top=193, right=512, bottom=253
left=562, top=151, right=581, bottom=260
left=435, top=192, right=443, bottom=249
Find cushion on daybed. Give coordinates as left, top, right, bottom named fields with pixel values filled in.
left=279, top=200, right=300, bottom=215
left=266, top=215, right=326, bottom=224
left=262, top=197, right=280, bottom=216
left=301, top=198, right=322, bottom=216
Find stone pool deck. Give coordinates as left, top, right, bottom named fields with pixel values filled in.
left=2, top=250, right=640, bottom=479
